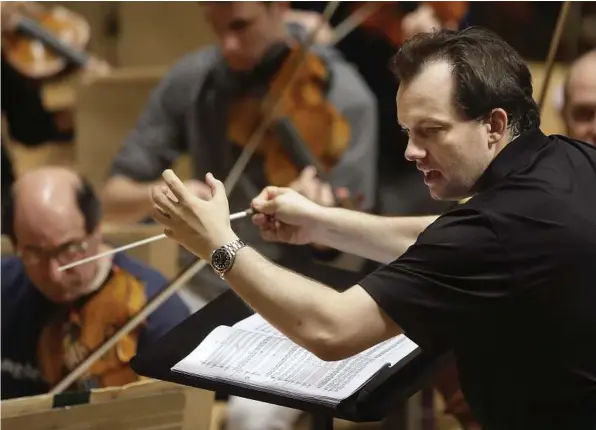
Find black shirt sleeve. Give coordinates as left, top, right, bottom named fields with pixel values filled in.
left=358, top=208, right=511, bottom=352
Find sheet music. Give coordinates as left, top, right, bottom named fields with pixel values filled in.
left=172, top=323, right=418, bottom=405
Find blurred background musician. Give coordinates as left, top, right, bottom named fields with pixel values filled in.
left=1, top=167, right=189, bottom=400
left=560, top=49, right=596, bottom=146
left=0, top=0, right=109, bottom=228
left=101, top=1, right=378, bottom=303
left=1, top=1, right=68, bottom=225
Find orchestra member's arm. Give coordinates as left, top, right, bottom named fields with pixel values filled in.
left=101, top=54, right=213, bottom=224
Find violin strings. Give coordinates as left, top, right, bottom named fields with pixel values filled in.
left=57, top=208, right=254, bottom=272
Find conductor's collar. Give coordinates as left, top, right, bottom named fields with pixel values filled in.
left=472, top=128, right=549, bottom=194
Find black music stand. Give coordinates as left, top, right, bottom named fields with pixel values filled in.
left=130, top=259, right=447, bottom=430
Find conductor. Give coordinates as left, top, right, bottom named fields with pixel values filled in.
left=150, top=28, right=596, bottom=429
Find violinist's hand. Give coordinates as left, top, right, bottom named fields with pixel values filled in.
left=251, top=186, right=323, bottom=245
left=151, top=170, right=237, bottom=261
left=79, top=57, right=112, bottom=84
left=289, top=166, right=336, bottom=207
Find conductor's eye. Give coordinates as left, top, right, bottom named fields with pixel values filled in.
left=421, top=127, right=442, bottom=136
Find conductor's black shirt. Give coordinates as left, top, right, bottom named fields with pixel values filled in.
left=359, top=129, right=596, bottom=429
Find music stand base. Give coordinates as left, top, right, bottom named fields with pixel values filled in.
left=311, top=414, right=334, bottom=430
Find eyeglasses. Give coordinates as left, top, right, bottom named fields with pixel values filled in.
left=18, top=239, right=90, bottom=266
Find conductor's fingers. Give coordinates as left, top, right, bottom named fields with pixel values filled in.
left=252, top=186, right=284, bottom=214
left=252, top=213, right=272, bottom=226
left=260, top=229, right=280, bottom=243
left=205, top=172, right=226, bottom=201
left=152, top=185, right=177, bottom=214
left=255, top=185, right=292, bottom=202
left=152, top=208, right=174, bottom=228
left=255, top=215, right=277, bottom=232
left=162, top=169, right=193, bottom=205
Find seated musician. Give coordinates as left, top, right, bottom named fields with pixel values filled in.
left=0, top=1, right=74, bottom=147
left=101, top=2, right=377, bottom=429
left=1, top=1, right=69, bottom=223
left=0, top=0, right=108, bottom=227
left=561, top=49, right=596, bottom=146
left=1, top=167, right=190, bottom=400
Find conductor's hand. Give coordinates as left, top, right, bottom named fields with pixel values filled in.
left=151, top=170, right=237, bottom=261
left=251, top=186, right=324, bottom=245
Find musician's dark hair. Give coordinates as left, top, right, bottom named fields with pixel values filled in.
left=1, top=174, right=102, bottom=244
left=389, top=26, right=540, bottom=136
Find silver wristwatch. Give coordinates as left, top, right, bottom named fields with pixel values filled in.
left=210, top=239, right=247, bottom=278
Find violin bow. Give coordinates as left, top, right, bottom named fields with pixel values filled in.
left=537, top=0, right=572, bottom=112
left=49, top=0, right=342, bottom=395
left=327, top=2, right=384, bottom=46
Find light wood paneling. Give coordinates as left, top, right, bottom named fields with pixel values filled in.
left=1, top=379, right=214, bottom=430
left=116, top=2, right=217, bottom=67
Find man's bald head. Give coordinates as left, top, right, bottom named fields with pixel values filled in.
left=6, top=167, right=100, bottom=244
left=4, top=167, right=103, bottom=303
left=14, top=168, right=85, bottom=235
left=563, top=50, right=596, bottom=145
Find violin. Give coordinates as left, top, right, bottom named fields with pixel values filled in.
left=36, top=265, right=147, bottom=391
left=0, top=1, right=108, bottom=80
left=227, top=42, right=351, bottom=189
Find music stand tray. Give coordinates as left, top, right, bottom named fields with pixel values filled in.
left=131, top=259, right=446, bottom=429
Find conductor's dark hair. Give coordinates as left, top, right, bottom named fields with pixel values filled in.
left=1, top=175, right=102, bottom=244
left=389, top=27, right=541, bottom=136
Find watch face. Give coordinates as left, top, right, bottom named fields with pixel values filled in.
left=212, top=248, right=232, bottom=272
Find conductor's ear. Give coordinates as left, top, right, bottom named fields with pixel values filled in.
left=485, top=108, right=508, bottom=146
